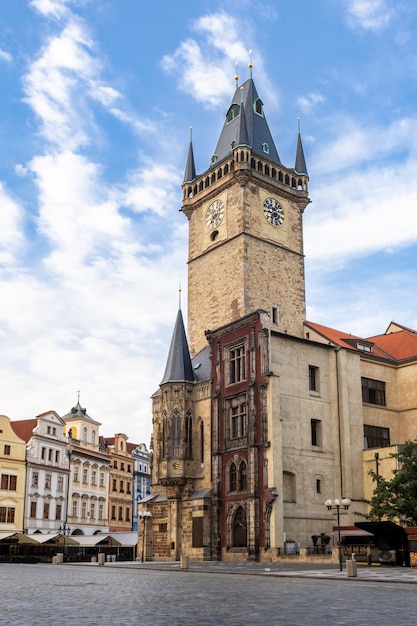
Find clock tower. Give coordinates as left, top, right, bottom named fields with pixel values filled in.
left=181, top=73, right=310, bottom=357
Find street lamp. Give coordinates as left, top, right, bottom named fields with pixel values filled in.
left=325, top=498, right=352, bottom=571
left=59, top=523, right=71, bottom=560
left=138, top=510, right=151, bottom=563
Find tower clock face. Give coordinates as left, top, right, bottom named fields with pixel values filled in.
left=205, top=199, right=225, bottom=229
left=263, top=197, right=285, bottom=227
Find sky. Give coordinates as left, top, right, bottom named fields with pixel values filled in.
left=1, top=0, right=417, bottom=446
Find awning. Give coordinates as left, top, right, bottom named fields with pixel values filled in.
left=71, top=534, right=122, bottom=547
left=0, top=532, right=40, bottom=545
left=28, top=533, right=80, bottom=546
left=332, top=526, right=374, bottom=537
left=107, top=532, right=138, bottom=547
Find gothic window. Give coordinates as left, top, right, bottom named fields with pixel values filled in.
left=200, top=421, right=204, bottom=464
left=229, top=462, right=237, bottom=492
left=253, top=98, right=264, bottom=116
left=232, top=506, right=247, bottom=547
left=238, top=461, right=247, bottom=491
left=185, top=412, right=193, bottom=458
left=171, top=409, right=181, bottom=459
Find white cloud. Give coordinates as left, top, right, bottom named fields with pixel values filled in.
left=0, top=48, right=12, bottom=63
left=305, top=158, right=417, bottom=262
left=161, top=11, right=277, bottom=109
left=30, top=0, right=72, bottom=19
left=345, top=0, right=394, bottom=32
left=297, top=92, right=325, bottom=114
left=0, top=183, right=25, bottom=267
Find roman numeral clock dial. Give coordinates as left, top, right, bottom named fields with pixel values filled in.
left=205, top=199, right=225, bottom=229
left=263, top=197, right=285, bottom=227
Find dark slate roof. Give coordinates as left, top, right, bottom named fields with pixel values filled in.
left=212, top=77, right=281, bottom=166
left=191, top=345, right=211, bottom=382
left=183, top=138, right=196, bottom=183
left=160, top=309, right=195, bottom=384
left=62, top=400, right=99, bottom=424
left=294, top=129, right=308, bottom=175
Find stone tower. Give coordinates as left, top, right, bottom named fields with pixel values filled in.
left=181, top=75, right=310, bottom=357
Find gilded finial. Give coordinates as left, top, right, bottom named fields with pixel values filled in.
left=179, top=279, right=182, bottom=310
left=235, top=61, right=239, bottom=87
left=248, top=49, right=253, bottom=78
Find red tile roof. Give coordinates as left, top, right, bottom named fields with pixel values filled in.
left=11, top=419, right=38, bottom=442
left=306, top=320, right=417, bottom=363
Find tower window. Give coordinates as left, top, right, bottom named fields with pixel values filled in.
left=171, top=409, right=181, bottom=458
left=226, top=103, right=240, bottom=124
left=253, top=98, right=264, bottom=116
left=231, top=403, right=247, bottom=439
left=272, top=306, right=279, bottom=325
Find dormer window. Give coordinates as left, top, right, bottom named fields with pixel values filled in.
left=226, top=103, right=240, bottom=124
left=253, top=98, right=264, bottom=116
left=262, top=143, right=270, bottom=154
left=231, top=140, right=236, bottom=150
left=211, top=154, right=218, bottom=164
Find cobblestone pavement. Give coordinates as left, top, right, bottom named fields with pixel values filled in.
left=2, top=562, right=417, bottom=626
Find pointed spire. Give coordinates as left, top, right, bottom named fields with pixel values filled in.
left=294, top=117, right=308, bottom=175
left=212, top=77, right=281, bottom=166
left=160, top=309, right=195, bottom=384
left=183, top=127, right=196, bottom=183
left=236, top=86, right=249, bottom=147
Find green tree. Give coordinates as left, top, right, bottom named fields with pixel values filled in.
left=366, top=440, right=417, bottom=526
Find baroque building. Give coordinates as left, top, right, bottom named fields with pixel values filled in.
left=0, top=415, right=26, bottom=535
left=62, top=400, right=111, bottom=535
left=102, top=433, right=134, bottom=532
left=11, top=411, right=70, bottom=534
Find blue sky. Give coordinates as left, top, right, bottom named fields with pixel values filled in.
left=1, top=0, right=417, bottom=445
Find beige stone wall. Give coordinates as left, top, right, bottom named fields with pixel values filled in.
left=185, top=169, right=308, bottom=356
left=265, top=336, right=366, bottom=552
left=362, top=444, right=400, bottom=505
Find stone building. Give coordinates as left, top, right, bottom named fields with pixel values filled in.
left=140, top=69, right=417, bottom=562
left=62, top=399, right=111, bottom=535
left=102, top=433, right=134, bottom=532
left=0, top=415, right=26, bottom=534
left=11, top=411, right=70, bottom=534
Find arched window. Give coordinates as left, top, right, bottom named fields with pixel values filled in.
left=238, top=461, right=247, bottom=491
left=229, top=462, right=237, bottom=492
left=171, top=409, right=181, bottom=458
left=232, top=506, right=247, bottom=547
left=82, top=427, right=87, bottom=442
left=185, top=412, right=192, bottom=458
left=200, top=421, right=204, bottom=464
left=226, top=103, right=240, bottom=124
left=91, top=429, right=96, bottom=445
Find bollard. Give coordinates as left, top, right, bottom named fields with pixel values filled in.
left=346, top=557, right=357, bottom=577
left=180, top=556, right=189, bottom=570
left=98, top=553, right=105, bottom=566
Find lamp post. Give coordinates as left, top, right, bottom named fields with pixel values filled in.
left=138, top=510, right=151, bottom=563
left=325, top=498, right=352, bottom=571
left=59, top=523, right=71, bottom=560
